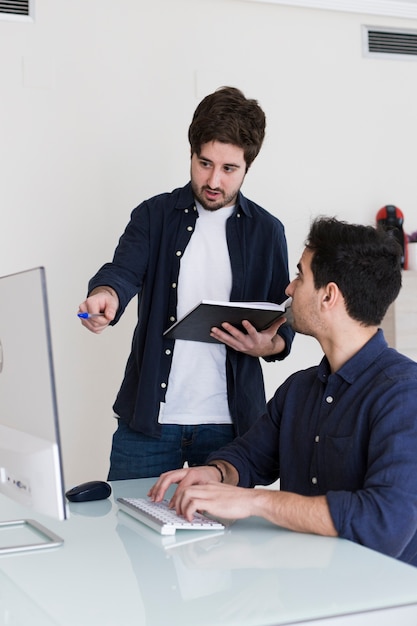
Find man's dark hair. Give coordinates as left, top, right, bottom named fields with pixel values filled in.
left=306, top=217, right=402, bottom=326
left=188, top=86, right=266, bottom=169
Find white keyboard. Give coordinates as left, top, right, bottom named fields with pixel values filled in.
left=117, top=497, right=225, bottom=535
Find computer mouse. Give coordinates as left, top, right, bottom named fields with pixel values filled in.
left=65, top=480, right=112, bottom=502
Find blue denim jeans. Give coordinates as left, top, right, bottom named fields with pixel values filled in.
left=107, top=420, right=235, bottom=480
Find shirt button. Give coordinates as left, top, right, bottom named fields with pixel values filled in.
left=237, top=213, right=241, bottom=218
left=161, top=382, right=167, bottom=389
left=171, top=283, right=177, bottom=289
left=315, top=435, right=320, bottom=443
left=184, top=209, right=189, bottom=213
left=187, top=226, right=193, bottom=232
left=326, top=396, right=334, bottom=404
left=169, top=316, right=175, bottom=322
left=165, top=349, right=171, bottom=356
left=176, top=250, right=182, bottom=257
left=311, top=477, right=318, bottom=485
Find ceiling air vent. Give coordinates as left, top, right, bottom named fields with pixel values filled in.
left=0, top=0, right=31, bottom=20
left=363, top=25, right=417, bottom=60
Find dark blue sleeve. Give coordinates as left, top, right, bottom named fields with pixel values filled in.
left=263, top=219, right=294, bottom=362
left=327, top=377, right=417, bottom=561
left=88, top=202, right=151, bottom=324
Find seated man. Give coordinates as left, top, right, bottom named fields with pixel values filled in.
left=149, top=216, right=417, bottom=566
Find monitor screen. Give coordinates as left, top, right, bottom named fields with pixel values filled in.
left=0, top=267, right=67, bottom=522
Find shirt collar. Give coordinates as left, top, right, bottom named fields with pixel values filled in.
left=318, top=329, right=388, bottom=384
left=174, top=182, right=195, bottom=210
left=235, top=192, right=252, bottom=217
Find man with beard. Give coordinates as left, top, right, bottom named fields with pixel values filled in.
left=79, top=86, right=294, bottom=480
left=149, top=217, right=417, bottom=567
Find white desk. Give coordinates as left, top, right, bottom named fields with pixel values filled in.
left=1, top=478, right=417, bottom=626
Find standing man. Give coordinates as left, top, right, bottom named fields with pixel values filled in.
left=150, top=217, right=417, bottom=566
left=79, top=87, right=294, bottom=480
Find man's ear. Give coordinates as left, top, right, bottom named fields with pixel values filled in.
left=322, top=282, right=339, bottom=307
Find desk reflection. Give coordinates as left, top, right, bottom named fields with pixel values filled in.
left=0, top=570, right=58, bottom=626
left=115, top=510, right=338, bottom=626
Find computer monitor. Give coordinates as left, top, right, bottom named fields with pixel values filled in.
left=0, top=267, right=67, bottom=553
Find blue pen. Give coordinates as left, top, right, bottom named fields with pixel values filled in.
left=77, top=312, right=105, bottom=319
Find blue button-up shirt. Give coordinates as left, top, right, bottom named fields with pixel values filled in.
left=88, top=182, right=294, bottom=438
left=210, top=330, right=417, bottom=565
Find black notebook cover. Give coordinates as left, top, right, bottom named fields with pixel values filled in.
left=163, top=298, right=291, bottom=344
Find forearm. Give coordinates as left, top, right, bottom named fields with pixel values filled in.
left=252, top=490, right=338, bottom=537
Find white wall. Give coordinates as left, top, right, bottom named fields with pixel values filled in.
left=1, top=0, right=416, bottom=487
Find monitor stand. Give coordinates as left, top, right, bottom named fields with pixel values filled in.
left=0, top=519, right=63, bottom=555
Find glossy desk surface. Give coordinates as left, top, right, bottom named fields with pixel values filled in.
left=2, top=478, right=417, bottom=626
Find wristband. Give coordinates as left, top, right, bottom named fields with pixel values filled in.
left=207, top=463, right=224, bottom=483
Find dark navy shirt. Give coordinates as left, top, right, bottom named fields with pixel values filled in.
left=209, top=330, right=417, bottom=566
left=88, top=182, right=294, bottom=438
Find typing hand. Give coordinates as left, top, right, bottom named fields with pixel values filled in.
left=148, top=466, right=221, bottom=504
left=173, top=482, right=255, bottom=522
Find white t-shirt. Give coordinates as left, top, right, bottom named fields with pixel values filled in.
left=159, top=201, right=234, bottom=425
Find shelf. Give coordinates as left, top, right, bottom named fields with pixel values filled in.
left=380, top=271, right=417, bottom=361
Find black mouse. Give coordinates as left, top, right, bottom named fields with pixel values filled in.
left=65, top=480, right=112, bottom=502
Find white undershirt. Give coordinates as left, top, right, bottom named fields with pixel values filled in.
left=159, top=201, right=234, bottom=425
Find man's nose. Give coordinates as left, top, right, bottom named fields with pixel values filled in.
left=207, top=168, right=221, bottom=188
left=285, top=281, right=294, bottom=297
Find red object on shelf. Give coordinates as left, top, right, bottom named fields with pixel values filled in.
left=376, top=205, right=408, bottom=269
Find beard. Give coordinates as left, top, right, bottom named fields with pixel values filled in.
left=191, top=181, right=240, bottom=212
left=290, top=305, right=322, bottom=338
